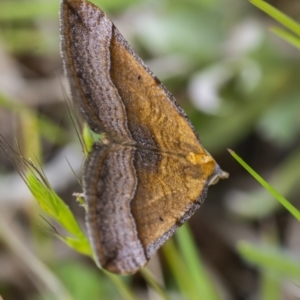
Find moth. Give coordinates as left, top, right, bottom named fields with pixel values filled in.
left=60, top=0, right=228, bottom=274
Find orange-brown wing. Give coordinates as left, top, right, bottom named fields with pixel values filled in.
left=84, top=143, right=224, bottom=274
left=60, top=0, right=206, bottom=156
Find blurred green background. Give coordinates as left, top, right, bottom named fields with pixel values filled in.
left=1, top=0, right=300, bottom=299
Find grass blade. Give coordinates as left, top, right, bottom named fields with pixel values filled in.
left=176, top=225, right=220, bottom=300
left=237, top=241, right=300, bottom=280
left=103, top=271, right=138, bottom=300
left=163, top=237, right=200, bottom=300
left=140, top=268, right=171, bottom=300
left=261, top=271, right=281, bottom=300
left=270, top=27, right=300, bottom=49
left=228, top=149, right=300, bottom=221
left=250, top=0, right=300, bottom=37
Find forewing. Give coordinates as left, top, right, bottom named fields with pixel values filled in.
left=60, top=0, right=210, bottom=157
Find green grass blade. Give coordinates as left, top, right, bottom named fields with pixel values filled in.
left=26, top=172, right=92, bottom=257
left=20, top=110, right=42, bottom=166
left=228, top=149, right=300, bottom=221
left=103, top=271, right=138, bottom=300
left=176, top=225, right=220, bottom=300
left=227, top=147, right=300, bottom=219
left=27, top=173, right=86, bottom=238
left=163, top=238, right=200, bottom=300
left=250, top=0, right=300, bottom=37
left=140, top=268, right=171, bottom=300
left=237, top=241, right=300, bottom=280
left=261, top=271, right=281, bottom=300
left=270, top=27, right=300, bottom=49
left=0, top=93, right=68, bottom=145
left=82, top=123, right=94, bottom=155
left=58, top=236, right=92, bottom=257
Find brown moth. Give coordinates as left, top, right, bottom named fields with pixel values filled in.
left=60, top=0, right=228, bottom=274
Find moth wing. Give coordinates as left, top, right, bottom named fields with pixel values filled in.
left=61, top=0, right=209, bottom=156
left=85, top=144, right=224, bottom=274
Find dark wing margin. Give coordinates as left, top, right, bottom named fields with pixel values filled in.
left=84, top=143, right=147, bottom=274
left=60, top=0, right=132, bottom=141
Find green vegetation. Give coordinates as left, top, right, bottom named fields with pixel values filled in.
left=0, top=0, right=300, bottom=299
